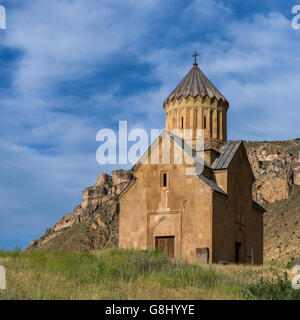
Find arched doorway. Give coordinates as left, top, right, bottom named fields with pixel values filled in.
left=153, top=218, right=175, bottom=258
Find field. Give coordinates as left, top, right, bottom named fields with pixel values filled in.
left=0, top=248, right=299, bottom=300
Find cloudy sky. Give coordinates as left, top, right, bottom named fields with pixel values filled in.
left=0, top=0, right=300, bottom=248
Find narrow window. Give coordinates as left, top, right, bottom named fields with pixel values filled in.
left=181, top=117, right=184, bottom=129
left=160, top=171, right=169, bottom=188
left=203, top=116, right=206, bottom=129
left=163, top=173, right=167, bottom=187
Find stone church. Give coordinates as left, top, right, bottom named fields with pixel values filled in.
left=119, top=55, right=265, bottom=264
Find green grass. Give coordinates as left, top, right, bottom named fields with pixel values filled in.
left=0, top=248, right=299, bottom=300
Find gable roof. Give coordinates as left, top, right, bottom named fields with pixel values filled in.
left=164, top=63, right=228, bottom=105
left=129, top=130, right=226, bottom=196
left=211, top=141, right=242, bottom=169
left=211, top=140, right=255, bottom=182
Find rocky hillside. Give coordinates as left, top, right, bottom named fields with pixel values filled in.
left=28, top=170, right=133, bottom=251
left=29, top=139, right=300, bottom=264
left=245, top=138, right=300, bottom=264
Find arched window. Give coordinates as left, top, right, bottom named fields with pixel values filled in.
left=203, top=116, right=206, bottom=129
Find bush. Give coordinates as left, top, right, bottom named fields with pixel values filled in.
left=244, top=272, right=300, bottom=300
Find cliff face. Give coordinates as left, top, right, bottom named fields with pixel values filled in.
left=29, top=139, right=300, bottom=264
left=245, top=138, right=300, bottom=263
left=245, top=139, right=300, bottom=204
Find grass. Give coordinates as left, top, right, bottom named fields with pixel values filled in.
left=0, top=248, right=299, bottom=300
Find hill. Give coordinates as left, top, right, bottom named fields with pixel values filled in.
left=28, top=139, right=300, bottom=265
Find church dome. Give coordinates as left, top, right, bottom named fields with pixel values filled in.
left=164, top=62, right=228, bottom=105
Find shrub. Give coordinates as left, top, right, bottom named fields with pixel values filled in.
left=244, top=272, right=300, bottom=300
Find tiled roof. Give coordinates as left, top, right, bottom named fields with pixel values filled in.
left=164, top=63, right=228, bottom=105
left=211, top=141, right=242, bottom=169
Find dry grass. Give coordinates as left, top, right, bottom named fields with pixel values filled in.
left=0, top=249, right=299, bottom=300
left=200, top=263, right=286, bottom=282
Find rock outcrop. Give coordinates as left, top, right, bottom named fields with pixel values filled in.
left=245, top=139, right=300, bottom=204
left=28, top=169, right=133, bottom=251
left=245, top=138, right=300, bottom=263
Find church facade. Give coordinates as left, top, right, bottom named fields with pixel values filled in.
left=119, top=57, right=265, bottom=264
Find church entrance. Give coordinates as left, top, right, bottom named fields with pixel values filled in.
left=235, top=241, right=242, bottom=263
left=155, top=236, right=174, bottom=258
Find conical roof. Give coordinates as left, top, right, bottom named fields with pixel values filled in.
left=164, top=63, right=228, bottom=105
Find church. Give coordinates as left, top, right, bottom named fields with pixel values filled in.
left=119, top=54, right=265, bottom=265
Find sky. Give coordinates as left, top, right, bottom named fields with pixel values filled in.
left=0, top=0, right=300, bottom=249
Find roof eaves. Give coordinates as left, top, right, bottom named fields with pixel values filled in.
left=252, top=200, right=266, bottom=212
left=198, top=174, right=227, bottom=196
left=117, top=177, right=137, bottom=200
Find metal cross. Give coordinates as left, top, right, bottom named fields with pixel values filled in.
left=192, top=51, right=199, bottom=65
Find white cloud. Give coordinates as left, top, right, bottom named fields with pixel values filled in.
left=181, top=0, right=232, bottom=23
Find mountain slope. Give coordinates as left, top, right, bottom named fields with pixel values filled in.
left=263, top=186, right=300, bottom=263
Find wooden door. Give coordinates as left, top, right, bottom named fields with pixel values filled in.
left=155, top=236, right=174, bottom=258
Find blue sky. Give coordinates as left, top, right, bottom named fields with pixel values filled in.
left=0, top=0, right=300, bottom=249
